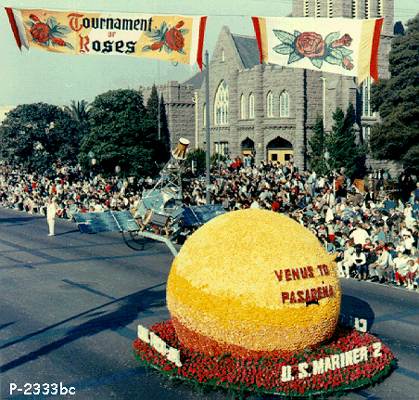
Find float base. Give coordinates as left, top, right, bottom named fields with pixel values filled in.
left=133, top=320, right=395, bottom=397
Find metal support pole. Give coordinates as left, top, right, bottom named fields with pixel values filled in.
left=205, top=51, right=211, bottom=204
left=157, top=94, right=161, bottom=141
left=135, top=231, right=178, bottom=257
left=320, top=77, right=326, bottom=131
left=218, top=130, right=221, bottom=175
left=193, top=91, right=199, bottom=149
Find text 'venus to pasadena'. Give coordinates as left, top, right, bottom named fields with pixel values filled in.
left=274, top=264, right=336, bottom=304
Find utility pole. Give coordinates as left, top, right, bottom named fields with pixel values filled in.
left=218, top=130, right=221, bottom=175
left=320, top=76, right=326, bottom=131
left=157, top=92, right=161, bottom=141
left=205, top=50, right=211, bottom=204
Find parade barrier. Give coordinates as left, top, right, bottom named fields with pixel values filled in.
left=133, top=209, right=395, bottom=397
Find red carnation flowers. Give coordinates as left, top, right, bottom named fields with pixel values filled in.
left=133, top=320, right=396, bottom=397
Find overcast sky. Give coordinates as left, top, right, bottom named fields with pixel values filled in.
left=0, top=0, right=416, bottom=107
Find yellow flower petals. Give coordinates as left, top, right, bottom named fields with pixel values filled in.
left=167, top=209, right=341, bottom=352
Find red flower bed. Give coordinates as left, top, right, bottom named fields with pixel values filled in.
left=133, top=320, right=396, bottom=397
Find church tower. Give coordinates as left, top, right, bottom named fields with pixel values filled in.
left=292, top=0, right=394, bottom=148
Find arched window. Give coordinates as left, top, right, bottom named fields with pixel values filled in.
left=240, top=94, right=246, bottom=119
left=267, top=91, right=274, bottom=118
left=203, top=103, right=206, bottom=127
left=248, top=93, right=255, bottom=119
left=214, top=80, right=229, bottom=126
left=221, top=49, right=225, bottom=62
left=279, top=91, right=289, bottom=117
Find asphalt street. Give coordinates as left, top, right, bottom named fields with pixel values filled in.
left=0, top=207, right=418, bottom=400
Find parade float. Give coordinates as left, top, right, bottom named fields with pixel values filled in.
left=133, top=209, right=395, bottom=397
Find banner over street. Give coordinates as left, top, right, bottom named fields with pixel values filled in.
left=252, top=17, right=383, bottom=83
left=5, top=8, right=207, bottom=69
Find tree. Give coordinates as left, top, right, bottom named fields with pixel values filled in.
left=145, top=85, right=170, bottom=164
left=186, top=148, right=206, bottom=175
left=308, top=117, right=328, bottom=175
left=370, top=13, right=419, bottom=172
left=327, top=104, right=366, bottom=179
left=159, top=94, right=171, bottom=159
left=64, top=100, right=90, bottom=125
left=146, top=85, right=159, bottom=134
left=0, top=103, right=83, bottom=172
left=393, top=21, right=405, bottom=36
left=79, top=89, right=158, bottom=177
left=186, top=149, right=226, bottom=176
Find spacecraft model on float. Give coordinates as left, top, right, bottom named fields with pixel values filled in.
left=73, top=137, right=224, bottom=252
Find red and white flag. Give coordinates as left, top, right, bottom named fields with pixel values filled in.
left=252, top=16, right=383, bottom=83
left=5, top=8, right=207, bottom=69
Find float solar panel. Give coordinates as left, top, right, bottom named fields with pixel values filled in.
left=182, top=205, right=225, bottom=227
left=112, top=211, right=140, bottom=232
left=73, top=212, right=119, bottom=234
left=73, top=211, right=139, bottom=234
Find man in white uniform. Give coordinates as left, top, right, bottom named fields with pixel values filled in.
left=46, top=197, right=57, bottom=236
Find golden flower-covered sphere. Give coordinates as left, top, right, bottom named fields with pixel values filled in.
left=167, top=209, right=341, bottom=356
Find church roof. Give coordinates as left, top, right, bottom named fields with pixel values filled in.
left=183, top=71, right=204, bottom=88
left=231, top=34, right=259, bottom=69
left=182, top=30, right=260, bottom=89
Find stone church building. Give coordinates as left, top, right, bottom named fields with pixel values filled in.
left=144, top=0, right=394, bottom=171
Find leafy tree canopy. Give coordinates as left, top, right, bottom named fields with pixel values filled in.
left=393, top=21, right=405, bottom=36
left=159, top=94, right=171, bottom=161
left=145, top=85, right=170, bottom=164
left=370, top=13, right=419, bottom=171
left=327, top=104, right=366, bottom=179
left=308, top=117, right=328, bottom=176
left=146, top=85, right=159, bottom=128
left=186, top=148, right=226, bottom=176
left=186, top=148, right=206, bottom=175
left=0, top=102, right=83, bottom=173
left=79, top=89, right=158, bottom=177
left=64, top=99, right=91, bottom=126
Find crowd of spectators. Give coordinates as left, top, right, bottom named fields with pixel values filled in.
left=0, top=159, right=418, bottom=290
left=183, top=157, right=418, bottom=291
left=0, top=164, right=147, bottom=219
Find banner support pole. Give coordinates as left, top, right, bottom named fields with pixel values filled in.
left=205, top=50, right=211, bottom=204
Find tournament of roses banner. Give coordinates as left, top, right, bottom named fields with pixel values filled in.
left=252, top=17, right=383, bottom=83
left=5, top=8, right=207, bottom=69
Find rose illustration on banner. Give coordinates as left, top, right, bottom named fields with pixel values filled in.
left=25, top=14, right=73, bottom=49
left=143, top=20, right=188, bottom=54
left=272, top=29, right=354, bottom=70
left=295, top=32, right=325, bottom=58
